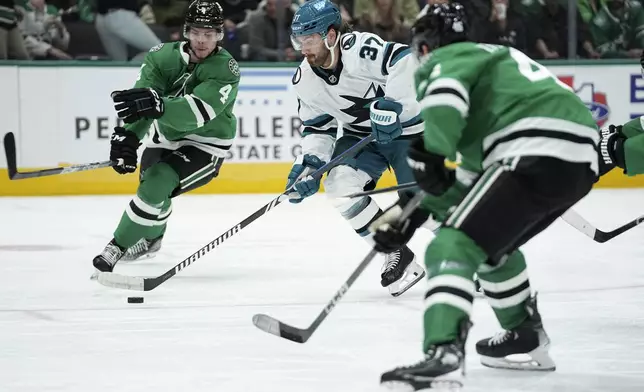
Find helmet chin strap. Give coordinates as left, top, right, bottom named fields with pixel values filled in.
left=322, top=32, right=341, bottom=70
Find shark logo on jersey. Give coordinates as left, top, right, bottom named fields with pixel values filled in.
left=340, top=83, right=385, bottom=126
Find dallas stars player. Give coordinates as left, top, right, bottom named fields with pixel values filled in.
left=370, top=3, right=599, bottom=390
left=284, top=0, right=426, bottom=297
left=93, top=0, right=240, bottom=273
left=598, top=53, right=644, bottom=176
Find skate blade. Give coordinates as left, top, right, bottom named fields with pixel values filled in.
left=389, top=262, right=426, bottom=297
left=120, top=252, right=158, bottom=263
left=380, top=379, right=462, bottom=392
left=480, top=351, right=556, bottom=371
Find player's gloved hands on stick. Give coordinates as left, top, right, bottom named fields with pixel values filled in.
left=408, top=137, right=455, bottom=196
left=285, top=154, right=326, bottom=204
left=370, top=196, right=430, bottom=253
left=112, top=88, right=165, bottom=124
left=598, top=124, right=627, bottom=177
left=110, top=127, right=140, bottom=175
left=370, top=97, right=403, bottom=144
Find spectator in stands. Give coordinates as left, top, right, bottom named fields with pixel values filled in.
left=221, top=0, right=258, bottom=29
left=354, top=0, right=418, bottom=26
left=591, top=0, right=644, bottom=58
left=333, top=0, right=354, bottom=24
left=354, top=0, right=411, bottom=43
left=480, top=0, right=527, bottom=52
left=0, top=0, right=30, bottom=59
left=530, top=0, right=600, bottom=59
left=94, top=0, right=161, bottom=60
left=153, top=0, right=188, bottom=26
left=579, top=0, right=605, bottom=23
left=247, top=0, right=298, bottom=61
left=18, top=0, right=73, bottom=59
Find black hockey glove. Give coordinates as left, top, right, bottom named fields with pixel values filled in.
left=369, top=195, right=431, bottom=254
left=110, top=127, right=140, bottom=175
left=598, top=124, right=627, bottom=177
left=112, top=88, right=164, bottom=124
left=408, top=137, right=455, bottom=196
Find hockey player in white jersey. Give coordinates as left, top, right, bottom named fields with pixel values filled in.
left=285, top=0, right=425, bottom=296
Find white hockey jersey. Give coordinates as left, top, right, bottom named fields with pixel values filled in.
left=292, top=31, right=424, bottom=161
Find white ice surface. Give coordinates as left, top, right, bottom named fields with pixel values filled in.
left=0, top=189, right=643, bottom=392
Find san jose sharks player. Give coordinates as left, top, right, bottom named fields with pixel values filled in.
left=285, top=0, right=426, bottom=297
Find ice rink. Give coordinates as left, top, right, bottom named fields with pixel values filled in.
left=1, top=189, right=643, bottom=392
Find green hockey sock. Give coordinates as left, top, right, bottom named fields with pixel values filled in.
left=113, top=162, right=179, bottom=248
left=422, top=227, right=486, bottom=351
left=477, top=250, right=531, bottom=330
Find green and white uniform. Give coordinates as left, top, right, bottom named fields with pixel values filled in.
left=413, top=42, right=598, bottom=349
left=114, top=42, right=240, bottom=248
left=615, top=116, right=644, bottom=175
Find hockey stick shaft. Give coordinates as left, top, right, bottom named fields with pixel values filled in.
left=4, top=132, right=115, bottom=180
left=561, top=209, right=644, bottom=243
left=97, top=135, right=376, bottom=291
left=252, top=190, right=427, bottom=343
left=342, top=181, right=418, bottom=199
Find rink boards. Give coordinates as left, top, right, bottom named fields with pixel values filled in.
left=1, top=61, right=644, bottom=196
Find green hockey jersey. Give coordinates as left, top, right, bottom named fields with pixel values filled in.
left=414, top=42, right=599, bottom=177
left=125, top=41, right=240, bottom=157
left=590, top=1, right=644, bottom=58
left=616, top=117, right=644, bottom=175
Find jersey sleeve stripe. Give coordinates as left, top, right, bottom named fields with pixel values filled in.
left=380, top=43, right=396, bottom=76
left=185, top=95, right=208, bottom=128
left=419, top=94, right=469, bottom=118
left=303, top=113, right=334, bottom=128
left=302, top=127, right=338, bottom=137
left=389, top=46, right=410, bottom=67
left=424, top=78, right=470, bottom=104
left=191, top=93, right=216, bottom=119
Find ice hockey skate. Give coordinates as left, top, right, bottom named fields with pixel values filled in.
left=380, top=245, right=425, bottom=297
left=380, top=321, right=471, bottom=391
left=475, top=294, right=556, bottom=371
left=92, top=239, right=126, bottom=274
left=120, top=235, right=163, bottom=262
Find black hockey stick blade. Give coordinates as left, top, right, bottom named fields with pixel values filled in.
left=3, top=133, right=116, bottom=180
left=3, top=132, right=18, bottom=179
left=252, top=192, right=426, bottom=343
left=561, top=209, right=644, bottom=243
left=252, top=250, right=378, bottom=344
left=96, top=135, right=377, bottom=292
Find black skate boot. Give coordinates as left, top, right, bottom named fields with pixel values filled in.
left=381, top=320, right=472, bottom=391
left=381, top=245, right=425, bottom=297
left=121, top=235, right=163, bottom=262
left=475, top=294, right=555, bottom=371
left=92, top=239, right=126, bottom=273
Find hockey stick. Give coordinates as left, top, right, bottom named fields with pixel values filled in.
left=561, top=209, right=644, bottom=243
left=345, top=180, right=644, bottom=243
left=3, top=132, right=115, bottom=180
left=342, top=181, right=418, bottom=199
left=96, top=135, right=376, bottom=291
left=252, top=191, right=426, bottom=344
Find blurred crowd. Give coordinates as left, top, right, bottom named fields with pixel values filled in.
left=0, top=0, right=642, bottom=61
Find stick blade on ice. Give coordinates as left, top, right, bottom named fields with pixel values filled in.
left=97, top=272, right=145, bottom=291
left=252, top=314, right=308, bottom=344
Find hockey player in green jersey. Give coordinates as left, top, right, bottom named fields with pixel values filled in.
left=93, top=0, right=240, bottom=273
left=598, top=54, right=644, bottom=176
left=369, top=3, right=599, bottom=390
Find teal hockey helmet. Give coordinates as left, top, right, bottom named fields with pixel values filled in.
left=290, top=0, right=342, bottom=50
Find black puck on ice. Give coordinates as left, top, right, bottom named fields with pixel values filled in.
left=127, top=297, right=144, bottom=304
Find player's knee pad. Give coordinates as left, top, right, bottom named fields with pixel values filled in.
left=137, top=162, right=180, bottom=205
left=323, top=165, right=373, bottom=202
left=425, top=227, right=489, bottom=274
left=323, top=166, right=381, bottom=236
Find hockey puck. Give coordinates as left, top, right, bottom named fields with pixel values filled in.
left=127, top=297, right=144, bottom=304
